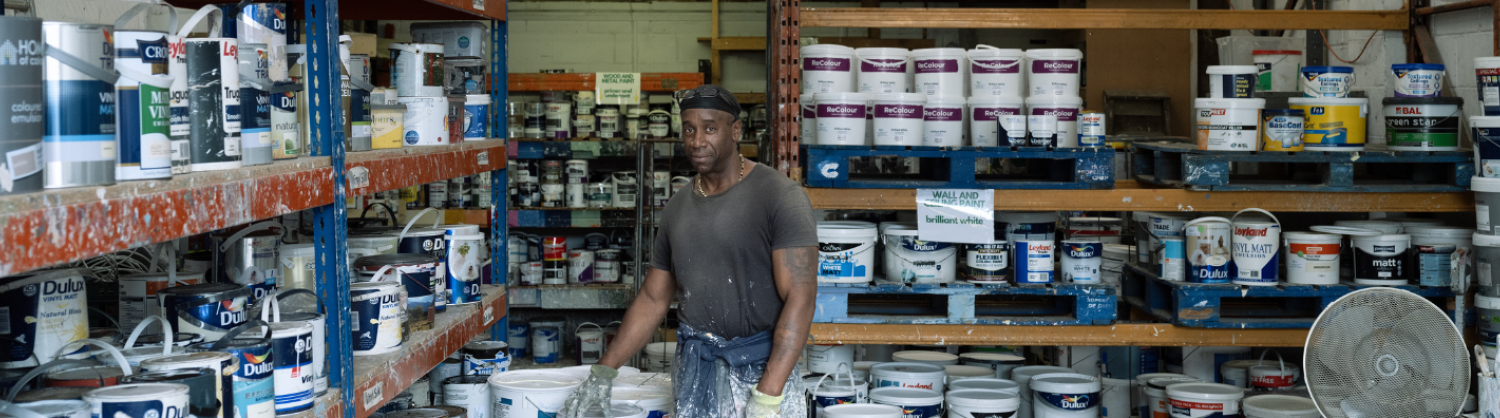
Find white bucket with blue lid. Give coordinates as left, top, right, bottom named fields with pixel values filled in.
left=818, top=221, right=879, bottom=284
left=1030, top=372, right=1100, bottom=418
left=882, top=223, right=957, bottom=284
left=870, top=387, right=944, bottom=418
left=1230, top=208, right=1281, bottom=286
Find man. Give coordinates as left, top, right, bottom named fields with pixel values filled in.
left=561, top=85, right=819, bottom=418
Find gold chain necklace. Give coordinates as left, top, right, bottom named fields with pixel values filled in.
left=696, top=157, right=748, bottom=197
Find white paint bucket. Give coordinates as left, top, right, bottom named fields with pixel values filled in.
left=804, top=44, right=856, bottom=94
left=643, top=342, right=675, bottom=373
left=1247, top=362, right=1296, bottom=392
left=823, top=404, right=904, bottom=418
left=441, top=376, right=489, bottom=418
left=960, top=353, right=1023, bottom=379
left=857, top=47, right=910, bottom=94
left=1206, top=65, right=1258, bottom=99
left=389, top=43, right=445, bottom=97
left=872, top=93, right=925, bottom=146
left=947, top=389, right=1020, bottom=418
left=1165, top=382, right=1242, bottom=418
left=818, top=221, right=879, bottom=284
left=1242, top=394, right=1319, bottom=418
left=1183, top=217, right=1232, bottom=284
left=969, top=45, right=1025, bottom=97
left=912, top=48, right=967, bottom=97
left=815, top=92, right=869, bottom=145
left=969, top=95, right=1024, bottom=147
left=398, top=96, right=450, bottom=146
left=922, top=95, right=966, bottom=146
left=267, top=321, right=315, bottom=414
left=1100, top=377, right=1131, bottom=418
left=883, top=223, right=958, bottom=283
left=486, top=371, right=582, bottom=418
left=1252, top=50, right=1302, bottom=92
left=948, top=378, right=1019, bottom=394
left=1480, top=57, right=1500, bottom=116
left=16, top=399, right=90, bottom=418
left=1405, top=226, right=1473, bottom=287
left=1061, top=240, right=1103, bottom=284
left=1289, top=97, right=1368, bottom=151
left=611, top=385, right=672, bottom=418
left=1026, top=95, right=1082, bottom=147
left=1158, top=237, right=1185, bottom=282
left=1230, top=209, right=1281, bottom=286
left=1030, top=373, right=1100, bottom=418
left=1477, top=177, right=1500, bottom=233
left=870, top=362, right=947, bottom=393
left=1026, top=49, right=1082, bottom=97
left=1145, top=377, right=1200, bottom=418
left=947, top=365, right=997, bottom=382
left=870, top=387, right=944, bottom=418
left=1353, top=233, right=1413, bottom=285
left=0, top=269, right=90, bottom=368
left=1476, top=232, right=1500, bottom=297
left=1283, top=231, right=1341, bottom=285
left=1217, top=359, right=1260, bottom=388
left=1167, top=346, right=1249, bottom=382
left=1012, top=365, right=1073, bottom=418
left=1383, top=97, right=1463, bottom=151
left=806, top=344, right=855, bottom=375
left=1134, top=373, right=1193, bottom=418
left=1392, top=63, right=1445, bottom=98
left=802, top=93, right=818, bottom=142
left=350, top=281, right=404, bottom=356
left=1300, top=66, right=1354, bottom=98
left=894, top=350, right=960, bottom=366
left=1194, top=98, right=1265, bottom=151
left=84, top=384, right=190, bottom=418
left=1484, top=295, right=1500, bottom=348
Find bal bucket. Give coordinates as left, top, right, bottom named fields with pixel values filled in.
left=1383, top=97, right=1462, bottom=151
left=911, top=48, right=967, bottom=97
left=968, top=45, right=1025, bottom=97
left=855, top=47, right=910, bottom=94
left=1230, top=209, right=1281, bottom=286
left=817, top=221, right=879, bottom=284
left=803, top=44, right=856, bottom=94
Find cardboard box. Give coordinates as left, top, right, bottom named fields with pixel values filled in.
left=347, top=32, right=377, bottom=57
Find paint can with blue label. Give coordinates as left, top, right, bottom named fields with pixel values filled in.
left=351, top=282, right=405, bottom=356
left=186, top=37, right=241, bottom=171
left=1183, top=217, right=1233, bottom=284
left=187, top=334, right=273, bottom=418
left=158, top=283, right=252, bottom=340
left=353, top=254, right=441, bottom=318
left=1061, top=240, right=1102, bottom=284
left=461, top=341, right=510, bottom=376
left=113, top=30, right=173, bottom=181
left=1030, top=373, right=1100, bottom=418
left=139, top=352, right=236, bottom=418
left=445, top=231, right=485, bottom=306
left=236, top=43, right=271, bottom=166
left=1230, top=209, right=1282, bottom=286
left=1014, top=239, right=1055, bottom=284
left=236, top=3, right=287, bottom=83
left=1158, top=237, right=1185, bottom=281
left=463, top=95, right=489, bottom=140
left=266, top=321, right=313, bottom=414
left=119, top=368, right=221, bottom=418
left=40, top=21, right=109, bottom=190
left=0, top=268, right=90, bottom=369
left=507, top=323, right=529, bottom=359
left=531, top=326, right=561, bottom=364
left=425, top=358, right=462, bottom=404
left=83, top=383, right=190, bottom=418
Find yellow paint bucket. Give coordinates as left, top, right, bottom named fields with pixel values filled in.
left=372, top=104, right=407, bottom=149
left=1289, top=97, right=1368, bottom=151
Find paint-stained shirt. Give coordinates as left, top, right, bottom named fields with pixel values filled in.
left=652, top=163, right=817, bottom=339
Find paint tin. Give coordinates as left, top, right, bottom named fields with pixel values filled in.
left=461, top=341, right=510, bottom=376
left=41, top=21, right=111, bottom=190
left=803, top=44, right=856, bottom=94
left=545, top=102, right=572, bottom=139
left=0, top=269, right=89, bottom=368
left=1158, top=237, right=1185, bottom=281
left=1280, top=231, right=1340, bottom=285
left=445, top=231, right=484, bottom=305
left=119, top=272, right=206, bottom=333
left=394, top=228, right=448, bottom=259
left=346, top=54, right=373, bottom=151
left=1027, top=96, right=1081, bottom=147
left=140, top=352, right=235, bottom=418
left=1230, top=209, right=1282, bottom=286
left=1031, top=373, right=1100, bottom=418
left=187, top=338, right=273, bottom=418
left=1183, top=217, right=1232, bottom=284
left=236, top=43, right=272, bottom=166
left=965, top=242, right=1010, bottom=283
left=1014, top=239, right=1055, bottom=284
left=1392, top=63, right=1445, bottom=98
left=593, top=249, right=622, bottom=283
left=1353, top=234, right=1413, bottom=285
left=187, top=38, right=242, bottom=171
left=389, top=43, right=444, bottom=97
left=83, top=384, right=190, bottom=418
left=1289, top=97, right=1368, bottom=151
left=1248, top=364, right=1297, bottom=392
left=269, top=84, right=298, bottom=159
left=1260, top=109, right=1305, bottom=152
left=159, top=283, right=251, bottom=342
left=1061, top=240, right=1103, bottom=284
left=1300, top=66, right=1354, bottom=98
left=463, top=94, right=489, bottom=140
left=371, top=103, right=405, bottom=149
left=921, top=95, right=964, bottom=147
left=1207, top=65, right=1258, bottom=99
left=353, top=254, right=442, bottom=314
left=567, top=250, right=594, bottom=284
left=14, top=399, right=90, bottom=418
left=882, top=223, right=958, bottom=283
left=351, top=282, right=404, bottom=356
left=218, top=229, right=280, bottom=304
left=440, top=376, right=488, bottom=418
left=278, top=312, right=327, bottom=397
left=266, top=322, right=313, bottom=414
left=531, top=326, right=561, bottom=364
left=112, top=30, right=173, bottom=181
left=398, top=96, right=449, bottom=146
left=426, top=358, right=461, bottom=404
left=1383, top=97, right=1463, bottom=151
left=1165, top=382, right=1242, bottom=418
left=236, top=3, right=288, bottom=83
left=119, top=369, right=221, bottom=418
left=1408, top=226, right=1473, bottom=287
left=1194, top=98, right=1265, bottom=151
left=967, top=46, right=1022, bottom=97
left=817, top=221, right=879, bottom=284
left=46, top=365, right=129, bottom=388
left=1078, top=111, right=1106, bottom=147
left=859, top=47, right=912, bottom=94
left=507, top=323, right=529, bottom=359
left=869, top=387, right=942, bottom=418
left=575, top=323, right=605, bottom=365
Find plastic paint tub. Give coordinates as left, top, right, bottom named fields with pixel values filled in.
left=969, top=95, right=1024, bottom=147
left=1478, top=294, right=1500, bottom=347
left=1476, top=117, right=1500, bottom=177
left=947, top=389, right=1020, bottom=418
left=1206, top=65, right=1258, bottom=99
left=1030, top=373, right=1100, bottom=418
left=969, top=46, right=1025, bottom=97
left=1300, top=66, right=1354, bottom=98
left=1194, top=98, right=1265, bottom=151
left=1478, top=57, right=1500, bottom=116
left=84, top=384, right=190, bottom=418
left=1218, top=359, right=1261, bottom=388
left=389, top=43, right=445, bottom=97
left=946, top=365, right=998, bottom=382
left=1242, top=394, right=1319, bottom=418
left=870, top=387, right=944, bottom=418
left=1135, top=373, right=1192, bottom=418
left=1333, top=220, right=1402, bottom=234
left=1230, top=209, right=1281, bottom=286
left=1060, top=240, right=1103, bottom=284
left=1479, top=177, right=1500, bottom=234
left=1283, top=231, right=1341, bottom=285
left=873, top=93, right=925, bottom=146
left=611, top=386, right=672, bottom=418
left=815, top=92, right=869, bottom=145
left=1012, top=365, right=1074, bottom=418
left=948, top=378, right=1019, bottom=394
left=643, top=342, right=675, bottom=373
left=398, top=96, right=451, bottom=146
left=1260, top=109, right=1305, bottom=152
left=1353, top=234, right=1413, bottom=285
left=883, top=223, right=958, bottom=283
left=1026, top=49, right=1083, bottom=97
left=804, top=44, right=856, bottom=94
left=487, top=371, right=583, bottom=418
left=1289, top=97, right=1368, bottom=151
left=1165, top=382, right=1242, bottom=418
left=1248, top=363, right=1297, bottom=391
left=1183, top=217, right=1232, bottom=284
left=822, top=404, right=903, bottom=418
left=856, top=47, right=910, bottom=94
left=870, top=362, right=947, bottom=393
left=1383, top=97, right=1462, bottom=151
left=16, top=400, right=90, bottom=418
left=1406, top=226, right=1473, bottom=287
left=1392, top=63, right=1445, bottom=98
left=1145, top=377, right=1201, bottom=418
left=806, top=344, right=856, bottom=374
left=894, top=350, right=960, bottom=366
left=1027, top=95, right=1083, bottom=147
left=1253, top=50, right=1302, bottom=92
left=1476, top=232, right=1500, bottom=297
left=1158, top=237, right=1185, bottom=281
left=912, top=48, right=967, bottom=97
left=922, top=95, right=966, bottom=146
left=959, top=353, right=1023, bottom=379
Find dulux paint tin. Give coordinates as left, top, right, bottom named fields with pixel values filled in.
left=389, top=43, right=444, bottom=97
left=1012, top=366, right=1076, bottom=418
left=1194, top=98, right=1265, bottom=151
left=445, top=231, right=484, bottom=305
left=869, top=387, right=943, bottom=418
left=1026, top=95, right=1082, bottom=147
left=817, top=221, right=879, bottom=284
left=531, top=326, right=561, bottom=364
left=969, top=95, right=1023, bottom=147
left=0, top=268, right=89, bottom=368
left=1030, top=373, right=1100, bottom=418
left=1383, top=97, right=1463, bottom=151
left=354, top=254, right=442, bottom=314
left=236, top=43, right=272, bottom=166
left=1259, top=109, right=1305, bottom=152
left=1392, top=63, right=1445, bottom=98
left=350, top=282, right=404, bottom=356
left=1289, top=97, right=1368, bottom=151
left=461, top=341, right=510, bottom=376
left=1283, top=231, right=1341, bottom=285
left=1230, top=209, right=1281, bottom=286
left=1300, top=66, right=1354, bottom=98
left=871, top=362, right=947, bottom=393
left=803, top=44, right=855, bottom=94
left=139, top=352, right=235, bottom=418
left=118, top=368, right=220, bottom=418
left=968, top=45, right=1024, bottom=97
left=1183, top=217, right=1232, bottom=284
left=187, top=338, right=273, bottom=418
left=1353, top=233, right=1413, bottom=285
left=856, top=47, right=910, bottom=94
left=1165, top=382, right=1242, bottom=418
left=83, top=383, right=190, bottom=418
left=871, top=93, right=925, bottom=146
left=186, top=38, right=241, bottom=171
left=883, top=223, right=958, bottom=283
left=1158, top=237, right=1186, bottom=281
left=1206, top=65, right=1258, bottom=99
left=1061, top=240, right=1102, bottom=284
left=486, top=371, right=583, bottom=418
left=815, top=92, right=869, bottom=145
left=1027, top=49, right=1082, bottom=97
left=265, top=322, right=313, bottom=414
left=822, top=404, right=903, bottom=418
left=394, top=227, right=448, bottom=259
left=440, top=376, right=489, bottom=418
left=41, top=21, right=113, bottom=190
left=912, top=48, right=967, bottom=98
left=268, top=87, right=296, bottom=160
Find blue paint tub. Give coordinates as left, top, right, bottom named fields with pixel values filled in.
left=464, top=94, right=489, bottom=140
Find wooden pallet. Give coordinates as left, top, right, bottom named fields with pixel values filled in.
left=803, top=145, right=1115, bottom=189
left=1121, top=262, right=1455, bottom=328
left=1130, top=141, right=1473, bottom=192
left=814, top=281, right=1117, bottom=326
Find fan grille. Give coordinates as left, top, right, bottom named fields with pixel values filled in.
left=1304, top=287, right=1469, bottom=417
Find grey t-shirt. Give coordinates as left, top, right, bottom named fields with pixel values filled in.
left=652, top=163, right=818, bottom=339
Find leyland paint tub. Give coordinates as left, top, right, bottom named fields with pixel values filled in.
left=1026, top=49, right=1082, bottom=97
left=1253, top=50, right=1302, bottom=92
left=1012, top=365, right=1073, bottom=418
left=870, top=387, right=944, bottom=418
left=1406, top=226, right=1474, bottom=287
left=969, top=46, right=1024, bottom=97
left=1030, top=373, right=1100, bottom=418
left=1476, top=232, right=1500, bottom=296
left=806, top=344, right=856, bottom=374
left=969, top=95, right=1024, bottom=147
left=0, top=269, right=90, bottom=368
left=872, top=93, right=924, bottom=146
left=856, top=47, right=910, bottom=94
left=1230, top=210, right=1281, bottom=286
left=922, top=96, right=966, bottom=147
left=959, top=353, right=1024, bottom=379
left=1283, top=231, right=1341, bottom=285
left=1289, top=97, right=1367, bottom=151
left=83, top=384, right=190, bottom=418
left=803, top=44, right=856, bottom=94
left=1477, top=176, right=1500, bottom=233
left=883, top=223, right=958, bottom=283
left=818, top=221, right=879, bottom=284
left=1242, top=394, right=1319, bottom=418
left=1260, top=109, right=1305, bottom=152
left=1183, top=217, right=1232, bottom=284
left=1165, top=382, right=1242, bottom=418
left=1383, top=97, right=1462, bottom=151
left=1301, top=66, right=1354, bottom=98
left=1206, top=65, right=1257, bottom=99
left=912, top=48, right=966, bottom=97
left=1353, top=233, right=1412, bottom=285
left=870, top=362, right=947, bottom=392
left=1392, top=63, right=1445, bottom=98
left=1194, top=98, right=1265, bottom=151
left=487, top=371, right=583, bottom=418
left=186, top=38, right=242, bottom=172
left=947, top=389, right=1020, bottom=418
left=823, top=404, right=903, bottom=418
left=1478, top=57, right=1500, bottom=116
left=1027, top=96, right=1082, bottom=147
left=816, top=92, right=869, bottom=145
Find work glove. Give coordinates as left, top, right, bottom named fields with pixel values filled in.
left=744, top=388, right=784, bottom=418
left=560, top=364, right=618, bottom=418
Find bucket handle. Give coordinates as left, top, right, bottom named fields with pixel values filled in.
left=175, top=5, right=222, bottom=39
left=115, top=0, right=178, bottom=34
left=399, top=208, right=440, bottom=241
left=50, top=339, right=132, bottom=378
left=362, top=203, right=400, bottom=228
left=41, top=43, right=118, bottom=84
left=338, top=36, right=377, bottom=92
left=123, top=314, right=175, bottom=357
left=209, top=319, right=273, bottom=351
left=1256, top=349, right=1288, bottom=375
left=810, top=361, right=859, bottom=398
left=1230, top=208, right=1281, bottom=229
left=4, top=358, right=101, bottom=403
left=1183, top=216, right=1232, bottom=229
left=574, top=322, right=603, bottom=335
left=969, top=57, right=1020, bottom=71
left=367, top=265, right=396, bottom=283
left=0, top=402, right=50, bottom=418
left=857, top=56, right=907, bottom=69
left=260, top=289, right=283, bottom=323
left=219, top=221, right=285, bottom=252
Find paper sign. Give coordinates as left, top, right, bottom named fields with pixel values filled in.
left=595, top=72, right=641, bottom=105
left=347, top=166, right=370, bottom=190
left=362, top=381, right=384, bottom=411
left=916, top=189, right=995, bottom=244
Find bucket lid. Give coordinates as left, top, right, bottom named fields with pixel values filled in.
left=83, top=383, right=190, bottom=400
left=1282, top=231, right=1341, bottom=242
left=1352, top=233, right=1410, bottom=243
left=1383, top=97, right=1464, bottom=106
left=1029, top=373, right=1101, bottom=393
left=854, top=47, right=909, bottom=56
left=819, top=221, right=878, bottom=235
left=1136, top=372, right=1193, bottom=384
left=945, top=365, right=997, bottom=379
left=1252, top=50, right=1302, bottom=55
left=1263, top=108, right=1305, bottom=116
left=815, top=92, right=870, bottom=103
left=1476, top=293, right=1500, bottom=309
left=1023, top=48, right=1082, bottom=59
left=968, top=95, right=1024, bottom=107
left=882, top=223, right=921, bottom=237
left=947, top=378, right=1020, bottom=393
left=1288, top=97, right=1368, bottom=106
left=1024, top=95, right=1083, bottom=107
left=803, top=44, right=854, bottom=55
left=612, top=386, right=672, bottom=403
left=1377, top=217, right=1446, bottom=227
left=1165, top=382, right=1246, bottom=401
left=1147, top=376, right=1201, bottom=390
left=959, top=352, right=1024, bottom=363
left=868, top=387, right=944, bottom=405
left=1404, top=226, right=1474, bottom=239
left=266, top=321, right=314, bottom=337
left=995, top=211, right=1059, bottom=224
left=1473, top=176, right=1500, bottom=193
left=1194, top=97, right=1267, bottom=109
left=870, top=362, right=946, bottom=377
left=1474, top=115, right=1500, bottom=129
left=1392, top=63, right=1444, bottom=71
left=1010, top=365, right=1073, bottom=382
left=487, top=370, right=585, bottom=391
left=821, top=404, right=904, bottom=417
left=1248, top=364, right=1297, bottom=377
left=1475, top=232, right=1500, bottom=247
left=15, top=400, right=89, bottom=416
left=1206, top=65, right=1258, bottom=74
left=1302, top=66, right=1353, bottom=73
left=872, top=93, right=926, bottom=105
left=1332, top=220, right=1403, bottom=234
left=893, top=351, right=958, bottom=363
left=1242, top=395, right=1320, bottom=417
left=1310, top=225, right=1383, bottom=237
left=946, top=389, right=1021, bottom=408
left=910, top=47, right=966, bottom=57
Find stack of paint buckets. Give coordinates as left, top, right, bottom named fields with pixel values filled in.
left=1472, top=56, right=1500, bottom=363
left=410, top=22, right=493, bottom=142
left=390, top=40, right=454, bottom=147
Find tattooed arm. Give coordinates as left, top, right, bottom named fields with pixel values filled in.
left=759, top=245, right=818, bottom=396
